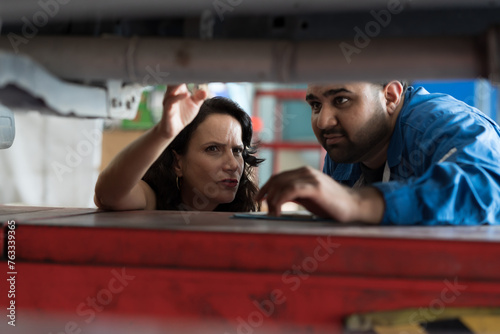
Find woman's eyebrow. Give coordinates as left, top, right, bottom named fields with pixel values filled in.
left=202, top=142, right=243, bottom=147
left=203, top=141, right=225, bottom=146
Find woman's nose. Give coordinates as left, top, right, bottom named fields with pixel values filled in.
left=223, top=151, right=240, bottom=171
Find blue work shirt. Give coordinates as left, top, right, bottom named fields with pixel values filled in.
left=323, top=86, right=500, bottom=225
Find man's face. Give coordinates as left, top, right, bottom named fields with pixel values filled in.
left=306, top=82, right=392, bottom=165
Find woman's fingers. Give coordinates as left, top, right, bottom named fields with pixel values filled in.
left=163, top=93, right=188, bottom=105
left=163, top=84, right=188, bottom=105
left=163, top=84, right=207, bottom=109
left=163, top=92, right=189, bottom=109
left=192, top=88, right=208, bottom=104
left=165, top=84, right=186, bottom=96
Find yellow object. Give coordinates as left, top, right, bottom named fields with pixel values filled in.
left=461, top=315, right=500, bottom=334
left=374, top=324, right=427, bottom=334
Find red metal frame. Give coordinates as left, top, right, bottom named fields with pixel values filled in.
left=252, top=89, right=326, bottom=174
left=254, top=90, right=308, bottom=100
left=3, top=208, right=500, bottom=333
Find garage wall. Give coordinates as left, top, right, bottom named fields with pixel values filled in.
left=0, top=111, right=103, bottom=207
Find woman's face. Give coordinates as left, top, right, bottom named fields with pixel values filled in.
left=175, top=113, right=245, bottom=211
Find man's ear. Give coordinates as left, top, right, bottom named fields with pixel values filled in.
left=384, top=81, right=404, bottom=114
left=173, top=150, right=183, bottom=177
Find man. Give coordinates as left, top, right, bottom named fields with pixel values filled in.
left=256, top=81, right=500, bottom=225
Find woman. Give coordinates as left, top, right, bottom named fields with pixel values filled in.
left=94, top=84, right=262, bottom=212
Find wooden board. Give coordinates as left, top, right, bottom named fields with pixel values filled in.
left=0, top=205, right=97, bottom=222
left=11, top=208, right=500, bottom=242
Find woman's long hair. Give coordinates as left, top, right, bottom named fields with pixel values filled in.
left=142, top=96, right=264, bottom=212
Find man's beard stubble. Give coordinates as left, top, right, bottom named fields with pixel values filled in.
left=324, top=104, right=391, bottom=165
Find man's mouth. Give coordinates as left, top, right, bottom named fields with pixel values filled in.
left=323, top=134, right=345, bottom=145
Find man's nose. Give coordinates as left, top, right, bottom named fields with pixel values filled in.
left=316, top=105, right=338, bottom=130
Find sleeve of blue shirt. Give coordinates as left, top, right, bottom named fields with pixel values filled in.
left=373, top=90, right=500, bottom=225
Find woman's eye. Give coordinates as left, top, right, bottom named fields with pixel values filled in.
left=233, top=147, right=243, bottom=155
left=206, top=146, right=218, bottom=152
left=333, top=96, right=349, bottom=106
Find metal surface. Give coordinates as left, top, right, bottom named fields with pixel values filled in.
left=0, top=51, right=143, bottom=118
left=1, top=0, right=499, bottom=24
left=210, top=8, right=500, bottom=40
left=0, top=35, right=487, bottom=84
left=106, top=80, right=143, bottom=119
left=489, top=27, right=500, bottom=83
left=12, top=219, right=500, bottom=280
left=0, top=0, right=497, bottom=86
left=0, top=51, right=106, bottom=116
left=0, top=1, right=497, bottom=88
left=0, top=104, right=15, bottom=149
left=3, top=206, right=499, bottom=242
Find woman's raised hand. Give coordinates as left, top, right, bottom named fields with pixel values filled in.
left=158, top=84, right=208, bottom=139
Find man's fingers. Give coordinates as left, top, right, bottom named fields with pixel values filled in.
left=257, top=168, right=309, bottom=202
left=267, top=185, right=302, bottom=208
left=256, top=174, right=290, bottom=202
left=266, top=188, right=306, bottom=217
left=257, top=166, right=342, bottom=220
left=256, top=180, right=271, bottom=202
left=267, top=204, right=282, bottom=217
left=256, top=176, right=287, bottom=214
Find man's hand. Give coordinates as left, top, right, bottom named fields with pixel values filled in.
left=157, top=84, right=207, bottom=139
left=256, top=166, right=385, bottom=224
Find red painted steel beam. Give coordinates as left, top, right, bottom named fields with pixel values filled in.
left=11, top=224, right=500, bottom=282
left=3, top=262, right=500, bottom=333
left=0, top=221, right=4, bottom=258
left=254, top=90, right=307, bottom=100
left=3, top=208, right=500, bottom=332
left=259, top=142, right=322, bottom=150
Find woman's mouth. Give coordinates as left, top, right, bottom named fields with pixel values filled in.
left=220, top=179, right=239, bottom=188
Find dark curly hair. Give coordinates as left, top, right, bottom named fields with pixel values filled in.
left=142, top=96, right=264, bottom=212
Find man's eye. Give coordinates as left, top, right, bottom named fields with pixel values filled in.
left=333, top=97, right=349, bottom=106
left=310, top=102, right=321, bottom=112
left=233, top=147, right=244, bottom=155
